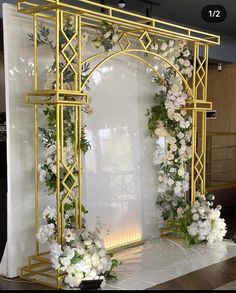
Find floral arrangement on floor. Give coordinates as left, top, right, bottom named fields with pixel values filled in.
left=147, top=37, right=227, bottom=244
left=37, top=206, right=119, bottom=288
left=29, top=16, right=120, bottom=288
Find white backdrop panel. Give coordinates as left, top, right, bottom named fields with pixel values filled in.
left=84, top=57, right=160, bottom=247
left=1, top=4, right=161, bottom=277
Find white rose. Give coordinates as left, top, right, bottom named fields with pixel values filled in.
left=187, top=223, right=198, bottom=236
left=84, top=239, right=93, bottom=246
left=155, top=127, right=169, bottom=137
left=178, top=58, right=184, bottom=65
left=170, top=143, right=177, bottom=152
left=151, top=43, right=159, bottom=50
left=180, top=110, right=187, bottom=116
left=167, top=178, right=175, bottom=186
left=169, top=40, right=175, bottom=47
left=174, top=112, right=181, bottom=121
left=192, top=213, right=199, bottom=221
left=185, top=121, right=191, bottom=128
left=177, top=207, right=184, bottom=216
left=184, top=59, right=191, bottom=67
left=166, top=152, right=174, bottom=161
left=160, top=42, right=168, bottom=51
left=178, top=166, right=185, bottom=177
left=174, top=49, right=180, bottom=57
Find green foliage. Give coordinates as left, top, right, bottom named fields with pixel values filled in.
left=80, top=125, right=91, bottom=155
left=70, top=251, right=82, bottom=265
left=93, top=20, right=119, bottom=52
left=28, top=23, right=54, bottom=49
left=104, top=253, right=122, bottom=281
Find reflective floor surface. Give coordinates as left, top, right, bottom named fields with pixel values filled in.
left=104, top=237, right=236, bottom=290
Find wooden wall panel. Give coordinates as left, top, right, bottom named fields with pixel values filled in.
left=207, top=64, right=236, bottom=133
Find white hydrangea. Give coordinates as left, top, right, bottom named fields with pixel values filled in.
left=36, top=223, right=55, bottom=243
left=43, top=206, right=56, bottom=221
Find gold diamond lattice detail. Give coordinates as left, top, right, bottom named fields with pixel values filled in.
left=61, top=162, right=78, bottom=194
left=118, top=33, right=131, bottom=51
left=139, top=31, right=152, bottom=50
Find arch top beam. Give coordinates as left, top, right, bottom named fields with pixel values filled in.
left=17, top=0, right=220, bottom=46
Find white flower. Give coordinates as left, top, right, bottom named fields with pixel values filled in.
left=177, top=132, right=185, bottom=139
left=43, top=206, right=56, bottom=220
left=64, top=274, right=81, bottom=288
left=84, top=239, right=93, bottom=246
left=192, top=213, right=199, bottom=221
left=178, top=166, right=185, bottom=177
left=50, top=242, right=63, bottom=258
left=184, top=59, right=191, bottom=67
left=60, top=257, right=71, bottom=271
left=39, top=169, right=47, bottom=182
left=51, top=164, right=57, bottom=174
left=170, top=143, right=177, bottom=152
left=160, top=42, right=168, bottom=51
left=151, top=43, right=158, bottom=50
left=112, top=24, right=119, bottom=32
left=174, top=112, right=181, bottom=121
left=183, top=49, right=190, bottom=57
left=112, top=33, right=119, bottom=43
left=36, top=223, right=55, bottom=244
left=155, top=127, right=169, bottom=137
left=166, top=152, right=174, bottom=161
left=187, top=223, right=198, bottom=236
left=177, top=207, right=184, bottom=216
left=64, top=229, right=76, bottom=243
left=174, top=49, right=180, bottom=57
left=104, top=31, right=112, bottom=39
left=167, top=178, right=175, bottom=186
left=180, top=110, right=187, bottom=116
left=169, top=40, right=175, bottom=47
left=174, top=183, right=182, bottom=195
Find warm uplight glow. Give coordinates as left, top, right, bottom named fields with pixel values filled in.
left=104, top=226, right=142, bottom=250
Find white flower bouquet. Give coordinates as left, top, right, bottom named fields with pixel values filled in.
left=161, top=192, right=227, bottom=245
left=50, top=227, right=120, bottom=289
left=37, top=205, right=120, bottom=289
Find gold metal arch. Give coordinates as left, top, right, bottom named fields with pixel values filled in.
left=17, top=0, right=219, bottom=288
left=81, top=49, right=193, bottom=96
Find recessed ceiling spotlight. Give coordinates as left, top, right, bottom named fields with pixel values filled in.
left=117, top=0, right=126, bottom=9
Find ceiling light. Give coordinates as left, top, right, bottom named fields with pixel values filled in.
left=117, top=0, right=126, bottom=9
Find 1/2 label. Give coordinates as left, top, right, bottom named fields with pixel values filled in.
left=201, top=5, right=227, bottom=23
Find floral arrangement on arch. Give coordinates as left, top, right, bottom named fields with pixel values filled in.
left=147, top=37, right=226, bottom=244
